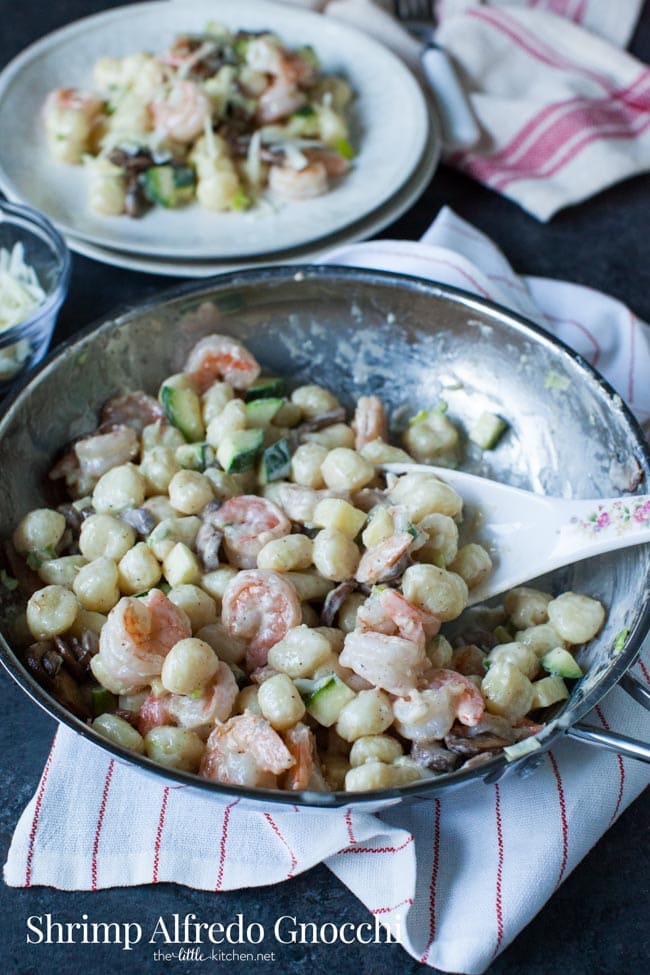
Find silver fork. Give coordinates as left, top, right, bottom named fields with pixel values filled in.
left=394, top=0, right=435, bottom=29
left=392, top=0, right=481, bottom=149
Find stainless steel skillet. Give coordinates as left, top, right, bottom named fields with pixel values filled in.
left=0, top=265, right=648, bottom=810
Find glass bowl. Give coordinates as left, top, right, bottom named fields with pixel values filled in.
left=0, top=200, right=70, bottom=391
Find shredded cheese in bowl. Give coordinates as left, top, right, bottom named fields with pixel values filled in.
left=0, top=243, right=46, bottom=333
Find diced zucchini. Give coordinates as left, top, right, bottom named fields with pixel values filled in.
left=233, top=36, right=251, bottom=60
left=469, top=412, right=508, bottom=449
left=293, top=104, right=317, bottom=119
left=217, top=429, right=263, bottom=473
left=541, top=647, right=583, bottom=679
left=294, top=678, right=315, bottom=698
left=408, top=402, right=447, bottom=426
left=503, top=737, right=542, bottom=762
left=245, top=377, right=288, bottom=402
left=334, top=137, right=354, bottom=160
left=231, top=189, right=251, bottom=212
left=295, top=44, right=319, bottom=71
left=493, top=625, right=514, bottom=645
left=160, top=379, right=205, bottom=443
left=531, top=675, right=570, bottom=709
left=306, top=673, right=355, bottom=727
left=143, top=164, right=196, bottom=208
left=245, top=397, right=285, bottom=427
left=614, top=628, right=629, bottom=654
left=260, top=438, right=292, bottom=484
left=175, top=442, right=212, bottom=471
left=91, top=687, right=118, bottom=717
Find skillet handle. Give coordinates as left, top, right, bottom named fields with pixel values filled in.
left=566, top=724, right=650, bottom=764
left=566, top=673, right=650, bottom=763
left=619, top=671, right=650, bottom=709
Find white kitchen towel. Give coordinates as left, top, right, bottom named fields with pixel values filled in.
left=285, top=0, right=650, bottom=219
left=433, top=1, right=644, bottom=49
left=5, top=209, right=650, bottom=975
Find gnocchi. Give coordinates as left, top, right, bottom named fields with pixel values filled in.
left=11, top=332, right=607, bottom=796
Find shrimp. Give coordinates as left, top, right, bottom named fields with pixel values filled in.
left=49, top=425, right=139, bottom=497
left=268, top=162, right=328, bottom=201
left=264, top=483, right=348, bottom=524
left=351, top=486, right=390, bottom=513
left=45, top=87, right=103, bottom=117
left=91, top=589, right=191, bottom=694
left=209, top=496, right=290, bottom=569
left=394, top=669, right=485, bottom=742
left=75, top=425, right=139, bottom=479
left=257, top=74, right=306, bottom=123
left=339, top=588, right=438, bottom=695
left=339, top=630, right=426, bottom=696
left=150, top=79, right=213, bottom=143
left=282, top=722, right=327, bottom=791
left=303, top=147, right=351, bottom=179
left=357, top=587, right=440, bottom=643
left=100, top=392, right=164, bottom=434
left=424, top=670, right=484, bottom=726
left=166, top=662, right=239, bottom=734
left=355, top=531, right=414, bottom=586
left=451, top=644, right=487, bottom=677
left=137, top=662, right=238, bottom=737
left=200, top=713, right=295, bottom=788
left=222, top=569, right=301, bottom=671
left=184, top=334, right=261, bottom=393
left=353, top=396, right=387, bottom=451
left=137, top=691, right=172, bottom=736
left=393, top=689, right=458, bottom=742
left=44, top=87, right=103, bottom=163
left=248, top=36, right=310, bottom=123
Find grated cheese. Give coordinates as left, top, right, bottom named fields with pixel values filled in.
left=0, top=243, right=46, bottom=333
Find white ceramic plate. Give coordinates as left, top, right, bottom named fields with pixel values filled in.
left=66, top=109, right=440, bottom=277
left=0, top=0, right=430, bottom=261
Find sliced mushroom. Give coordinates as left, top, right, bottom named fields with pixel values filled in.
left=321, top=579, right=358, bottom=627
left=411, top=741, right=459, bottom=773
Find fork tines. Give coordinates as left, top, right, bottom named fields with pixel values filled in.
left=394, top=0, right=435, bottom=23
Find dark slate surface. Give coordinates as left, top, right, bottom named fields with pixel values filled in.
left=1, top=3, right=649, bottom=974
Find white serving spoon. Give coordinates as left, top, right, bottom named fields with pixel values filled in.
left=381, top=463, right=650, bottom=605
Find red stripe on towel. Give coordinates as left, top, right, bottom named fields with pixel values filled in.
left=548, top=752, right=569, bottom=888
left=91, top=760, right=115, bottom=891
left=263, top=813, right=298, bottom=878
left=24, top=736, right=58, bottom=887
left=371, top=897, right=414, bottom=916
left=452, top=71, right=650, bottom=183
left=541, top=311, right=602, bottom=367
left=595, top=706, right=626, bottom=826
left=366, top=245, right=495, bottom=300
left=215, top=799, right=240, bottom=892
left=493, top=784, right=505, bottom=956
left=152, top=787, right=170, bottom=883
left=572, top=0, right=588, bottom=24
left=345, top=807, right=356, bottom=844
left=493, top=112, right=650, bottom=191
left=338, top=836, right=414, bottom=856
left=419, top=798, right=442, bottom=964
left=468, top=7, right=629, bottom=91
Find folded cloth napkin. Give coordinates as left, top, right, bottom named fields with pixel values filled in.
left=286, top=0, right=650, bottom=219
left=5, top=209, right=650, bottom=975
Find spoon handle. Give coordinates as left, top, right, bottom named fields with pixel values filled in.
left=381, top=463, right=650, bottom=601
left=551, top=495, right=650, bottom=563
